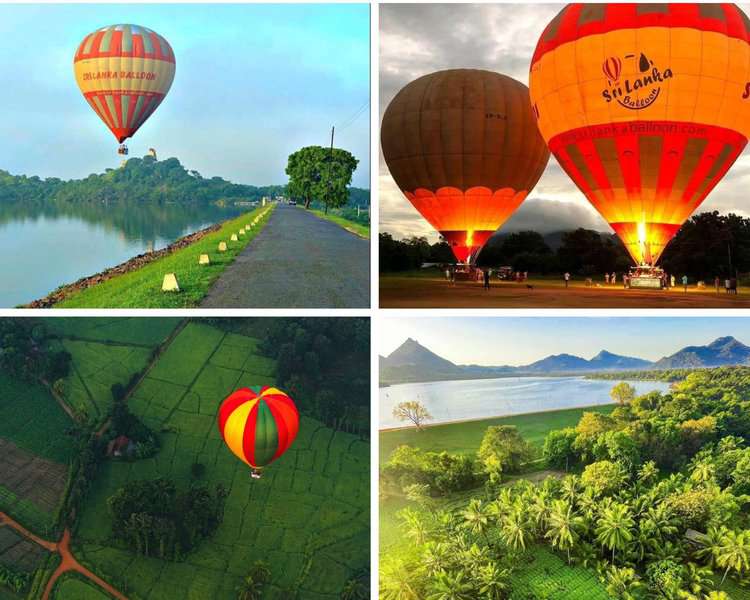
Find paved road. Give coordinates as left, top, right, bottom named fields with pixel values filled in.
left=202, top=204, right=369, bottom=308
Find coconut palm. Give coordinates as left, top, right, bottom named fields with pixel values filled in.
left=460, top=543, right=490, bottom=574
left=500, top=506, right=531, bottom=552
left=398, top=507, right=428, bottom=545
left=690, top=462, right=716, bottom=487
left=696, top=526, right=726, bottom=569
left=236, top=575, right=264, bottom=600
left=380, top=557, right=422, bottom=600
left=596, top=503, right=635, bottom=563
left=715, top=529, right=750, bottom=586
left=545, top=499, right=584, bottom=565
left=603, top=565, right=646, bottom=600
left=422, top=541, right=453, bottom=577
left=461, top=498, right=491, bottom=543
left=637, top=461, right=659, bottom=487
left=477, top=563, right=510, bottom=600
left=426, top=570, right=475, bottom=600
left=680, top=562, right=714, bottom=597
left=560, top=475, right=581, bottom=505
left=341, top=577, right=368, bottom=600
left=528, top=490, right=553, bottom=535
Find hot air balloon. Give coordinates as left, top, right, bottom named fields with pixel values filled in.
left=73, top=24, right=176, bottom=155
left=381, top=69, right=550, bottom=264
left=217, top=386, right=299, bottom=478
left=529, top=3, right=750, bottom=270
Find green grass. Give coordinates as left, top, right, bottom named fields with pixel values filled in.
left=44, top=318, right=180, bottom=346
left=60, top=340, right=154, bottom=424
left=309, top=208, right=370, bottom=238
left=380, top=404, right=615, bottom=463
left=55, top=207, right=273, bottom=308
left=75, top=323, right=369, bottom=600
left=51, top=575, right=111, bottom=600
left=0, top=374, right=74, bottom=463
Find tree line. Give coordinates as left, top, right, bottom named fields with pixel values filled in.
left=381, top=212, right=750, bottom=279
left=381, top=367, right=750, bottom=598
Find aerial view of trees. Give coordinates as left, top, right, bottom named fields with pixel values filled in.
left=0, top=319, right=71, bottom=382
left=381, top=367, right=750, bottom=598
left=108, top=477, right=228, bottom=560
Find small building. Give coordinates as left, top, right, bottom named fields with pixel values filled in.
left=107, top=435, right=136, bottom=458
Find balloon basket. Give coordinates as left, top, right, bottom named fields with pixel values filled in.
left=628, top=265, right=665, bottom=290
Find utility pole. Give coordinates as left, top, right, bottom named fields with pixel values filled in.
left=325, top=126, right=334, bottom=215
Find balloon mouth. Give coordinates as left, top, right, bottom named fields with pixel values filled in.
left=440, top=230, right=495, bottom=263
left=610, top=221, right=682, bottom=265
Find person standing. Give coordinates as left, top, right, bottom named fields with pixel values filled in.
left=671, top=274, right=676, bottom=288
left=564, top=272, right=570, bottom=288
left=604, top=273, right=610, bottom=285
left=682, top=275, right=688, bottom=292
left=483, top=269, right=490, bottom=291
left=715, top=276, right=721, bottom=294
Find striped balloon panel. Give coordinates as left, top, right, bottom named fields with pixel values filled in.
left=529, top=3, right=750, bottom=264
left=73, top=24, right=175, bottom=143
left=405, top=186, right=528, bottom=262
left=217, top=387, right=299, bottom=469
left=382, top=69, right=549, bottom=262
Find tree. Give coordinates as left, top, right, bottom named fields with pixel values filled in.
left=603, top=566, right=646, bottom=600
left=426, top=570, right=474, bottom=600
left=543, top=428, right=578, bottom=471
left=715, top=529, right=750, bottom=586
left=545, top=499, right=583, bottom=564
left=477, top=425, right=532, bottom=481
left=461, top=499, right=491, bottom=544
left=392, top=400, right=432, bottom=430
left=477, top=563, right=510, bottom=600
left=581, top=460, right=627, bottom=496
left=596, top=503, right=634, bottom=563
left=285, top=145, right=358, bottom=211
left=610, top=382, right=636, bottom=406
left=380, top=557, right=422, bottom=600
left=341, top=577, right=368, bottom=600
left=500, top=506, right=530, bottom=552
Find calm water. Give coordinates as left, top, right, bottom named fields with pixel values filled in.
left=379, top=376, right=672, bottom=429
left=0, top=201, right=248, bottom=306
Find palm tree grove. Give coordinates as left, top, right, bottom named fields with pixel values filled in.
left=380, top=368, right=750, bottom=599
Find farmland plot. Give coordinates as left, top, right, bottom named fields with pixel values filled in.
left=75, top=324, right=369, bottom=600
left=44, top=318, right=180, bottom=347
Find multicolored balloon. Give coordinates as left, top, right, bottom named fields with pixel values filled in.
left=73, top=24, right=176, bottom=144
left=381, top=69, right=550, bottom=263
left=529, top=3, right=750, bottom=265
left=217, top=386, right=299, bottom=470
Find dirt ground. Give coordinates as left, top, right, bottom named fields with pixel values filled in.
left=380, top=275, right=750, bottom=308
left=0, top=440, right=68, bottom=515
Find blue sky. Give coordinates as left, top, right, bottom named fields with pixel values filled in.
left=381, top=317, right=750, bottom=366
left=0, top=4, right=370, bottom=187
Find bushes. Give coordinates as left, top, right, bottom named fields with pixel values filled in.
left=382, top=445, right=478, bottom=495
left=0, top=563, right=30, bottom=593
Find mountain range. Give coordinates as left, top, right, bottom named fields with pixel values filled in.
left=380, top=336, right=750, bottom=386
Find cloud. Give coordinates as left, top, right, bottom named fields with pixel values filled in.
left=379, top=3, right=750, bottom=236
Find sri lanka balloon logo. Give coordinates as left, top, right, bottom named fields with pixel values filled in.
left=601, top=52, right=673, bottom=110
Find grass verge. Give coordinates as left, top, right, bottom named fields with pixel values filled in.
left=55, top=206, right=273, bottom=308
left=309, top=208, right=370, bottom=238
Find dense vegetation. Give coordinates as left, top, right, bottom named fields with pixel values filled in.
left=381, top=368, right=750, bottom=599
left=587, top=370, right=694, bottom=383
left=0, top=156, right=368, bottom=211
left=380, top=211, right=750, bottom=279
left=107, top=478, right=228, bottom=559
left=0, top=319, right=71, bottom=382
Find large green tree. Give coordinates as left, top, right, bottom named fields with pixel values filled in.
left=286, top=145, right=358, bottom=211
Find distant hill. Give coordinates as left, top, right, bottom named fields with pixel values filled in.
left=653, top=336, right=750, bottom=369
left=380, top=336, right=750, bottom=385
left=0, top=156, right=369, bottom=207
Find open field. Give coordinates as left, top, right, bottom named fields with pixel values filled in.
left=309, top=208, right=370, bottom=238
left=44, top=318, right=180, bottom=346
left=0, top=375, right=74, bottom=464
left=380, top=273, right=750, bottom=308
left=55, top=207, right=273, bottom=308
left=51, top=575, right=111, bottom=600
left=74, top=322, right=369, bottom=599
left=380, top=404, right=615, bottom=462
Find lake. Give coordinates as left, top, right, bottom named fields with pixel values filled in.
left=0, top=201, right=249, bottom=307
left=379, top=376, right=672, bottom=429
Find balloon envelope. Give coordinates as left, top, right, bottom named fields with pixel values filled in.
left=381, top=69, right=550, bottom=263
left=217, top=386, right=299, bottom=469
left=529, top=3, right=750, bottom=265
left=74, top=24, right=176, bottom=143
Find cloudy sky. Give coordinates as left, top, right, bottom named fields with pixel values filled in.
left=0, top=4, right=370, bottom=187
left=380, top=3, right=750, bottom=241
left=380, top=317, right=750, bottom=366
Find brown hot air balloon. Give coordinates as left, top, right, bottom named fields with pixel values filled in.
left=381, top=69, right=550, bottom=263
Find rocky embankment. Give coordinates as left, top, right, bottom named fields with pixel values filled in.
left=25, top=223, right=222, bottom=308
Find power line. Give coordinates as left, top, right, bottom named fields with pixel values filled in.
left=336, top=99, right=369, bottom=131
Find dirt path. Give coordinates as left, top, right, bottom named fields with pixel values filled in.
left=0, top=513, right=126, bottom=600
left=40, top=378, right=78, bottom=423
left=202, top=204, right=369, bottom=308
left=380, top=276, right=750, bottom=308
